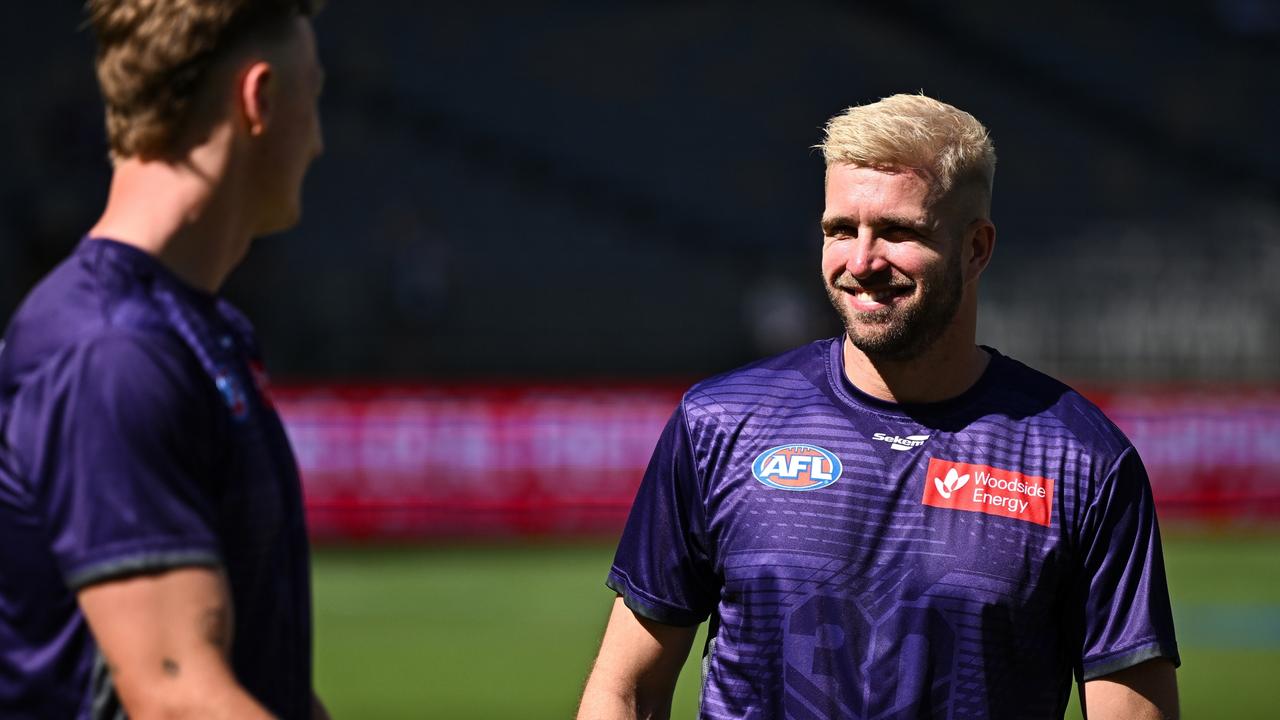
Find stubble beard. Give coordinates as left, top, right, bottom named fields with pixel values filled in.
left=824, top=247, right=964, bottom=362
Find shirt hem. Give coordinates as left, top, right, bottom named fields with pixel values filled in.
left=1082, top=640, right=1181, bottom=680
left=606, top=568, right=706, bottom=627
left=66, top=549, right=223, bottom=590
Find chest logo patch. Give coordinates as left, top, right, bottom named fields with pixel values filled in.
left=752, top=444, right=843, bottom=491
left=922, top=458, right=1055, bottom=526
left=213, top=366, right=250, bottom=422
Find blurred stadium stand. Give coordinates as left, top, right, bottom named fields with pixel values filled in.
left=3, top=2, right=1278, bottom=533
left=5, top=1, right=1278, bottom=381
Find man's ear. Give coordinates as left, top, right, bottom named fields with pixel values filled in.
left=964, top=219, right=996, bottom=282
left=239, top=61, right=274, bottom=137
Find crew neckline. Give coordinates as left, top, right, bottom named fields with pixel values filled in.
left=826, top=336, right=1002, bottom=420
left=81, top=236, right=220, bottom=306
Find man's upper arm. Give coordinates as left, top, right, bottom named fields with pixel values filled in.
left=578, top=596, right=698, bottom=720
left=78, top=567, right=273, bottom=718
left=1083, top=658, right=1178, bottom=720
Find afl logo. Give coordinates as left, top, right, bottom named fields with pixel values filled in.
left=751, top=444, right=843, bottom=491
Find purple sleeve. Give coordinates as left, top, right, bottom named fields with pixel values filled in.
left=607, top=404, right=717, bottom=626
left=1077, top=446, right=1180, bottom=679
left=31, top=333, right=222, bottom=589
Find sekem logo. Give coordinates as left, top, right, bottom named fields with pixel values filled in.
left=872, top=432, right=930, bottom=451
left=751, top=444, right=843, bottom=491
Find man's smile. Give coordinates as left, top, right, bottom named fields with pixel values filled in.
left=834, top=278, right=915, bottom=312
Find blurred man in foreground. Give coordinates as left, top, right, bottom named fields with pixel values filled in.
left=579, top=94, right=1179, bottom=719
left=0, top=1, right=327, bottom=717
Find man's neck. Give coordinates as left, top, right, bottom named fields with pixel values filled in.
left=88, top=151, right=252, bottom=294
left=842, top=335, right=991, bottom=405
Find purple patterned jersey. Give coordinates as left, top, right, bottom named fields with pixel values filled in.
left=609, top=338, right=1178, bottom=719
left=0, top=239, right=312, bottom=719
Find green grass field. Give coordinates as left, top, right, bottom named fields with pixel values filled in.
left=313, top=531, right=1280, bottom=719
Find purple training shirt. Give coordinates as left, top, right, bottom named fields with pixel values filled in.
left=609, top=337, right=1178, bottom=719
left=0, top=239, right=312, bottom=719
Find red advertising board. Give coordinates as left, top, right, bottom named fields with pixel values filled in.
left=1089, top=387, right=1280, bottom=521
left=274, top=384, right=1280, bottom=539
left=275, top=384, right=681, bottom=539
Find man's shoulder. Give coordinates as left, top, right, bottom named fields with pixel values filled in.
left=680, top=338, right=835, bottom=422
left=985, top=350, right=1132, bottom=458
left=1, top=247, right=185, bottom=396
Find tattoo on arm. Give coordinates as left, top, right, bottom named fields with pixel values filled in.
left=202, top=604, right=232, bottom=655
left=154, top=605, right=227, bottom=679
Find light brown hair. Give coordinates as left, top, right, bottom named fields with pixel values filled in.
left=86, top=0, right=320, bottom=159
left=818, top=93, right=996, bottom=202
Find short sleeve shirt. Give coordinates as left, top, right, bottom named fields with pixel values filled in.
left=609, top=338, right=1179, bottom=720
left=0, top=239, right=312, bottom=719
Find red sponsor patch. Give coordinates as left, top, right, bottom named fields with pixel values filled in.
left=922, top=458, right=1055, bottom=526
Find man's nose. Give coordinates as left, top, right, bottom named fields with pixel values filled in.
left=845, top=230, right=886, bottom=278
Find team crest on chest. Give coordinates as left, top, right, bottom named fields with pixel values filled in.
left=213, top=366, right=250, bottom=422
left=922, top=457, right=1055, bottom=526
left=751, top=444, right=843, bottom=491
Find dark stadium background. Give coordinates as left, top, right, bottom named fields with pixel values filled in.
left=4, top=2, right=1278, bottom=717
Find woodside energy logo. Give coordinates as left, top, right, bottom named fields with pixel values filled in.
left=921, top=458, right=1055, bottom=526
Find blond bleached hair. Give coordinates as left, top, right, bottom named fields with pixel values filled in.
left=818, top=93, right=996, bottom=201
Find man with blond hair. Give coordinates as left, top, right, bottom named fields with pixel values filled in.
left=578, top=94, right=1179, bottom=719
left=0, top=1, right=327, bottom=717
